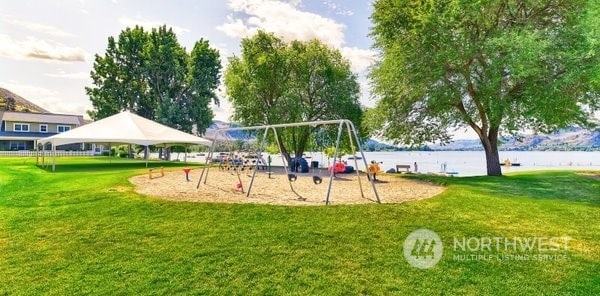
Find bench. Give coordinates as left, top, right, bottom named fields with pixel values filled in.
left=396, top=164, right=411, bottom=173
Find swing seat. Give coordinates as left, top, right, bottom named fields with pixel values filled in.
left=312, top=175, right=322, bottom=184
left=288, top=173, right=297, bottom=182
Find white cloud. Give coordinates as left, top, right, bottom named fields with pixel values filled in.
left=218, top=0, right=346, bottom=48
left=218, top=0, right=372, bottom=74
left=211, top=87, right=234, bottom=122
left=340, top=46, right=376, bottom=73
left=119, top=16, right=191, bottom=37
left=44, top=70, right=90, bottom=80
left=322, top=0, right=354, bottom=16
left=0, top=34, right=88, bottom=62
left=0, top=14, right=74, bottom=37
left=215, top=0, right=375, bottom=121
left=218, top=18, right=252, bottom=40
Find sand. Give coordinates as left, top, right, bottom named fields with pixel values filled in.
left=129, top=167, right=445, bottom=206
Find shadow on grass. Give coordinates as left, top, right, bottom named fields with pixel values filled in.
left=404, top=171, right=600, bottom=205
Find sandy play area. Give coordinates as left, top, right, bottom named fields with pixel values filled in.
left=129, top=167, right=445, bottom=206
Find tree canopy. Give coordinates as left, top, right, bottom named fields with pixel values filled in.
left=86, top=25, right=221, bottom=135
left=224, top=31, right=363, bottom=160
left=369, top=0, right=600, bottom=176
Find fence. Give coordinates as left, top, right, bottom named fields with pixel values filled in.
left=0, top=150, right=96, bottom=157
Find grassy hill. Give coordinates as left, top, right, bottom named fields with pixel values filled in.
left=0, top=87, right=48, bottom=113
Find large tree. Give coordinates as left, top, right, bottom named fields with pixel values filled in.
left=86, top=25, right=221, bottom=135
left=224, top=31, right=363, bottom=161
left=369, top=0, right=599, bottom=176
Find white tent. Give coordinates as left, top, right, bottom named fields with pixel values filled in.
left=38, top=110, right=212, bottom=171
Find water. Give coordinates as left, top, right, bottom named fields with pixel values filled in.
left=173, top=151, right=600, bottom=177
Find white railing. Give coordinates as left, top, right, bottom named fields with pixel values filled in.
left=0, top=150, right=96, bottom=157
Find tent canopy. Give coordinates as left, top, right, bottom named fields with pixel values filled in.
left=39, top=110, right=212, bottom=147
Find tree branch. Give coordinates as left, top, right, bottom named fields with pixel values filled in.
left=455, top=100, right=485, bottom=140
left=463, top=64, right=489, bottom=133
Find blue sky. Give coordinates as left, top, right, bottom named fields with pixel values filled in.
left=0, top=0, right=377, bottom=122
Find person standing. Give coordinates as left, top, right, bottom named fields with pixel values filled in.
left=369, top=160, right=381, bottom=181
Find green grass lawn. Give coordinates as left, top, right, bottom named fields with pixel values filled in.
left=0, top=157, right=599, bottom=295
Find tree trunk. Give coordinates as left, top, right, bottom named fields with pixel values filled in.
left=165, top=147, right=171, bottom=161
left=276, top=133, right=291, bottom=164
left=479, top=128, right=502, bottom=176
left=294, top=130, right=310, bottom=159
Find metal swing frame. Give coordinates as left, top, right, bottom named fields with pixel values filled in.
left=196, top=120, right=380, bottom=205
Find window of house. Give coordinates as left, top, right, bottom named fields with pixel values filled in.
left=40, top=124, right=48, bottom=133
left=13, top=123, right=30, bottom=132
left=57, top=125, right=71, bottom=133
left=9, top=141, right=26, bottom=150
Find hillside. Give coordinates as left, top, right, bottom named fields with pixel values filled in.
left=203, top=120, right=256, bottom=141
left=499, top=127, right=600, bottom=151
left=0, top=88, right=49, bottom=113
left=205, top=121, right=600, bottom=151
left=430, top=127, right=600, bottom=151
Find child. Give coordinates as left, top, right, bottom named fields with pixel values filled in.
left=368, top=160, right=381, bottom=181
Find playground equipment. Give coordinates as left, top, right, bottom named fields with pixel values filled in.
left=183, top=168, right=191, bottom=181
left=196, top=120, right=380, bottom=205
left=148, top=167, right=164, bottom=179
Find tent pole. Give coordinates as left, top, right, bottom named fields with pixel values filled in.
left=35, top=140, right=39, bottom=165
left=42, top=143, right=45, bottom=169
left=145, top=146, right=148, bottom=168
left=52, top=144, right=56, bottom=172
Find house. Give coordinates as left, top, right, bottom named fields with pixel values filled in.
left=0, top=111, right=85, bottom=151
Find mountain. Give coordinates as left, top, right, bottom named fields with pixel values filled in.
left=203, top=120, right=256, bottom=141
left=362, top=139, right=429, bottom=151
left=203, top=120, right=600, bottom=151
left=499, top=127, right=600, bottom=151
left=0, top=88, right=49, bottom=113
left=430, top=127, right=600, bottom=151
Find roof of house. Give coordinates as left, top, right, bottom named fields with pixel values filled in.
left=0, top=131, right=56, bottom=140
left=0, top=111, right=84, bottom=125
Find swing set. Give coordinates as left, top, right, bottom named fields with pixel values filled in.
left=197, top=120, right=380, bottom=205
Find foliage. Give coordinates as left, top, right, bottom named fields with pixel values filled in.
left=0, top=158, right=598, bottom=294
left=369, top=0, right=600, bottom=176
left=86, top=26, right=221, bottom=135
left=224, top=31, right=363, bottom=161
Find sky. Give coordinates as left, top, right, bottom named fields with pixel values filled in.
left=0, top=0, right=379, bottom=124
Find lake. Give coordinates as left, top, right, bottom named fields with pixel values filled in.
left=175, top=151, right=600, bottom=177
